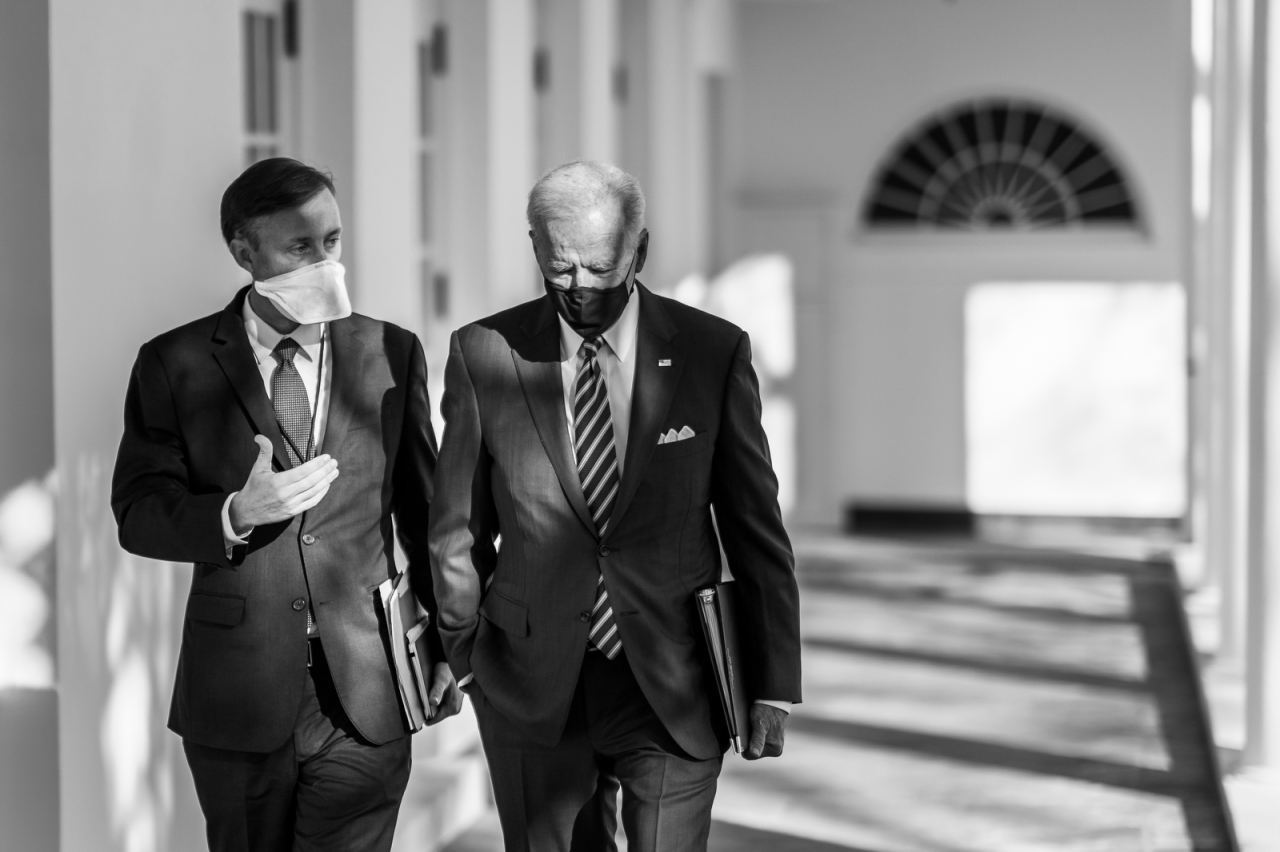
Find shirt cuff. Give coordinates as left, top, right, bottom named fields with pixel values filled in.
left=754, top=699, right=791, bottom=714
left=221, top=493, right=253, bottom=558
left=457, top=673, right=474, bottom=688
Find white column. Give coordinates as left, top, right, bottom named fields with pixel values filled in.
left=50, top=2, right=242, bottom=851
left=644, top=0, right=733, bottom=290
left=1213, top=0, right=1257, bottom=666
left=351, top=0, right=419, bottom=331
left=0, top=2, right=57, bottom=849
left=1199, top=0, right=1248, bottom=664
left=646, top=0, right=693, bottom=290
left=1228, top=0, right=1258, bottom=667
left=617, top=0, right=651, bottom=181
left=1245, top=0, right=1280, bottom=769
left=300, top=0, right=357, bottom=289
left=1195, top=0, right=1225, bottom=610
left=0, top=1, right=54, bottom=499
left=580, top=0, right=620, bottom=164
left=536, top=0, right=582, bottom=173
left=488, top=0, right=537, bottom=309
left=439, top=0, right=489, bottom=327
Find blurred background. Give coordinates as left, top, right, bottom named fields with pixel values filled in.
left=5, top=0, right=1280, bottom=849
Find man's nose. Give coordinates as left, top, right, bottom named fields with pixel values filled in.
left=572, top=269, right=604, bottom=289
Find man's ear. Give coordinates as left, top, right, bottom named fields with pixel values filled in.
left=229, top=237, right=257, bottom=278
left=633, top=229, right=650, bottom=275
left=529, top=230, right=547, bottom=271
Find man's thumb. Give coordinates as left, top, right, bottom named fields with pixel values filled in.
left=252, top=435, right=273, bottom=468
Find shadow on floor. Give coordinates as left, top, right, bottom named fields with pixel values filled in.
left=441, top=535, right=1238, bottom=852
left=708, top=820, right=885, bottom=852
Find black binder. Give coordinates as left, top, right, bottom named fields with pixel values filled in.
left=695, top=581, right=752, bottom=754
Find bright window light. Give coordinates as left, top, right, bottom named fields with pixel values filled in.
left=966, top=282, right=1186, bottom=518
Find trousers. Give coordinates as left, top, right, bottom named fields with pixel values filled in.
left=183, top=639, right=411, bottom=852
left=472, top=649, right=723, bottom=852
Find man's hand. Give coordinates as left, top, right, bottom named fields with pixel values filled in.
left=425, top=662, right=463, bottom=725
left=229, top=435, right=339, bottom=530
left=745, top=703, right=788, bottom=760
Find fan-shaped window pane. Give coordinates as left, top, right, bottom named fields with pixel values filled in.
left=864, top=99, right=1139, bottom=231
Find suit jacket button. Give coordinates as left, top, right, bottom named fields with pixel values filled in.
left=598, top=545, right=610, bottom=557
left=292, top=598, right=307, bottom=612
left=580, top=611, right=591, bottom=623
left=302, top=534, right=316, bottom=545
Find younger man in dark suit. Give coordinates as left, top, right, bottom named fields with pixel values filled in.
left=112, top=158, right=461, bottom=852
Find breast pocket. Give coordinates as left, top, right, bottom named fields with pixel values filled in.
left=650, top=431, right=710, bottom=461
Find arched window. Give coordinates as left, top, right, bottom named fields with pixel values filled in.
left=863, top=99, right=1140, bottom=231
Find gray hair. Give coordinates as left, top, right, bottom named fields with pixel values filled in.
left=526, top=161, right=646, bottom=244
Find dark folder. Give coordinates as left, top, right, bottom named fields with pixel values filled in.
left=695, top=581, right=752, bottom=754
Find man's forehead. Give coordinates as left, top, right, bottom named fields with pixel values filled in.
left=539, top=205, right=625, bottom=243
left=257, top=191, right=341, bottom=234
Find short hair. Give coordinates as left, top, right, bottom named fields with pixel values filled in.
left=220, top=157, right=336, bottom=245
left=526, top=161, right=646, bottom=244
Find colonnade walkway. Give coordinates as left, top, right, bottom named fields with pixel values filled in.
left=443, top=534, right=1235, bottom=852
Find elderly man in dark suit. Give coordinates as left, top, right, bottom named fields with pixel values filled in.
left=111, top=157, right=461, bottom=852
left=428, top=161, right=802, bottom=852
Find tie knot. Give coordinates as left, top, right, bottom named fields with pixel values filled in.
left=273, top=337, right=300, bottom=366
left=582, top=337, right=603, bottom=357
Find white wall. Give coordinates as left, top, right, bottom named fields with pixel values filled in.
left=0, top=4, right=59, bottom=849
left=50, top=1, right=242, bottom=849
left=730, top=0, right=1192, bottom=519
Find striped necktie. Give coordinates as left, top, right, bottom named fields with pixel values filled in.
left=574, top=337, right=622, bottom=659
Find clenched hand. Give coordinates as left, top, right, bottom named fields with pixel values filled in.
left=229, top=435, right=339, bottom=530
left=426, top=662, right=463, bottom=725
left=745, top=703, right=788, bottom=760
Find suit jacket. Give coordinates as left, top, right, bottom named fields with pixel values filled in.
left=111, top=286, right=441, bottom=752
left=427, top=284, right=801, bottom=760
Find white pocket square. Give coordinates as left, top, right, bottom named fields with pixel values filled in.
left=658, top=426, right=697, bottom=445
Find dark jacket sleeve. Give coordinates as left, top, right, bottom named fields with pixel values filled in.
left=111, top=342, right=232, bottom=565
left=709, top=331, right=803, bottom=703
left=397, top=334, right=446, bottom=663
left=427, top=330, right=499, bottom=682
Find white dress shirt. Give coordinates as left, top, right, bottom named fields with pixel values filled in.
left=552, top=286, right=791, bottom=716
left=220, top=294, right=334, bottom=552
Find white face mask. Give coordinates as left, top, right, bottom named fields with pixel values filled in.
left=254, top=259, right=352, bottom=325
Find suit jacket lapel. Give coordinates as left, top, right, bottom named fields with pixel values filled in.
left=318, top=316, right=367, bottom=451
left=511, top=299, right=597, bottom=535
left=302, top=317, right=370, bottom=530
left=608, top=285, right=682, bottom=537
left=211, top=287, right=293, bottom=471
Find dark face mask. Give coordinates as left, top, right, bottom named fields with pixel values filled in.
left=543, top=250, right=638, bottom=339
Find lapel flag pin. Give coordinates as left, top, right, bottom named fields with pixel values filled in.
left=658, top=359, right=671, bottom=367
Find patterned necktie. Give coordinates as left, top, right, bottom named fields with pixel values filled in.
left=574, top=338, right=623, bottom=659
left=272, top=337, right=318, bottom=636
left=271, top=337, right=313, bottom=467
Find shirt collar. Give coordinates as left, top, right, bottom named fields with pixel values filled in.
left=242, top=289, right=325, bottom=360
left=556, top=283, right=641, bottom=363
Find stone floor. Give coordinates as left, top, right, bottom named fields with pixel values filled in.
left=441, top=534, right=1235, bottom=852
